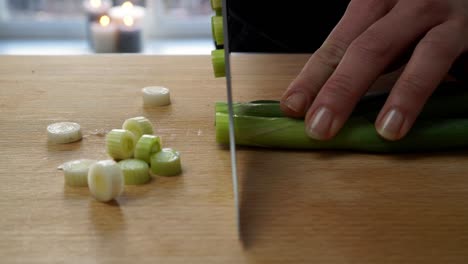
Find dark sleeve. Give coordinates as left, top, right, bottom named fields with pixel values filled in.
left=227, top=0, right=350, bottom=53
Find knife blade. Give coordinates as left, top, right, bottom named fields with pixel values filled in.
left=221, top=0, right=240, bottom=235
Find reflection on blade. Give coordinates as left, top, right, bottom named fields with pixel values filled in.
left=222, top=0, right=240, bottom=236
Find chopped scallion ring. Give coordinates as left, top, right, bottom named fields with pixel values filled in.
left=134, top=135, right=162, bottom=164
left=88, top=160, right=124, bottom=202
left=118, top=159, right=151, bottom=185
left=47, top=122, right=82, bottom=144
left=106, top=129, right=136, bottom=160
left=150, top=148, right=182, bottom=176
left=122, top=116, right=154, bottom=141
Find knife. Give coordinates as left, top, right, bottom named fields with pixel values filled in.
left=221, top=0, right=240, bottom=235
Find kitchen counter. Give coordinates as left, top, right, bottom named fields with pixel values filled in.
left=1, top=54, right=468, bottom=263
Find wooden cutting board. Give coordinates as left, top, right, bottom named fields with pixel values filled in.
left=1, top=55, right=468, bottom=264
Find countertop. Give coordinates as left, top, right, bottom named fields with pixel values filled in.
left=1, top=54, right=468, bottom=263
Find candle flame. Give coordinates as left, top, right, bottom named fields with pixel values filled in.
left=90, top=0, right=102, bottom=8
left=123, top=16, right=134, bottom=27
left=122, top=1, right=134, bottom=8
left=99, top=15, right=111, bottom=27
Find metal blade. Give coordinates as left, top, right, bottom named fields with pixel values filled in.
left=221, top=0, right=240, bottom=234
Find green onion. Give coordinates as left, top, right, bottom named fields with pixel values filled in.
left=60, top=159, right=97, bottom=187
left=210, top=0, right=221, bottom=10
left=118, top=159, right=151, bottom=185
left=211, top=16, right=223, bottom=46
left=47, top=122, right=82, bottom=144
left=134, top=135, right=162, bottom=164
left=215, top=84, right=468, bottom=153
left=122, top=116, right=154, bottom=141
left=215, top=9, right=222, bottom=16
left=150, top=148, right=182, bottom=176
left=215, top=112, right=468, bottom=153
left=106, top=129, right=136, bottom=160
left=142, top=86, right=171, bottom=107
left=211, top=49, right=225, bottom=78
left=88, top=160, right=124, bottom=202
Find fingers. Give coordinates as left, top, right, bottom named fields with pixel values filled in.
left=376, top=19, right=468, bottom=140
left=304, top=0, right=446, bottom=140
left=280, top=0, right=394, bottom=118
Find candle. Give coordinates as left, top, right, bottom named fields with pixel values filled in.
left=109, top=1, right=146, bottom=26
left=91, top=15, right=118, bottom=53
left=83, top=0, right=112, bottom=22
left=84, top=0, right=112, bottom=49
left=118, top=16, right=143, bottom=53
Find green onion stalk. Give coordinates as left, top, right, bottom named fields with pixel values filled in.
left=215, top=83, right=468, bottom=153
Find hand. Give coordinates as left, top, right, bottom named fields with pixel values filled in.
left=280, top=0, right=468, bottom=141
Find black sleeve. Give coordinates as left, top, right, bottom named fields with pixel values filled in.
left=227, top=0, right=350, bottom=53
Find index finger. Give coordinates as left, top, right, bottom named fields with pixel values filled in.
left=280, top=0, right=395, bottom=117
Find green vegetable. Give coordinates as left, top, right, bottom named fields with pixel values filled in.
left=60, top=159, right=97, bottom=187
left=134, top=135, right=162, bottom=164
left=215, top=9, right=222, bottom=16
left=106, top=129, right=136, bottom=160
left=122, top=116, right=154, bottom=141
left=150, top=148, right=182, bottom=176
left=215, top=113, right=468, bottom=152
left=118, top=159, right=151, bottom=185
left=210, top=0, right=221, bottom=10
left=211, top=49, right=225, bottom=78
left=212, top=16, right=223, bottom=46
left=215, top=84, right=468, bottom=153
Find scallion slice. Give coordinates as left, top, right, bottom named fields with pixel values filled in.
left=88, top=160, right=124, bottom=202
left=134, top=135, right=162, bottom=164
left=211, top=16, right=223, bottom=46
left=60, top=159, right=97, bottom=187
left=106, top=129, right=136, bottom=160
left=150, top=148, right=182, bottom=176
left=122, top=116, right=154, bottom=141
left=118, top=159, right=150, bottom=185
left=211, top=49, right=225, bottom=78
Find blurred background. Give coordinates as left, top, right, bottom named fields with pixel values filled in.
left=0, top=0, right=214, bottom=55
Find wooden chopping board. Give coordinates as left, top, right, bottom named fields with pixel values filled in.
left=1, top=54, right=468, bottom=263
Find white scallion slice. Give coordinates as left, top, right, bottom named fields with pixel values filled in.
left=122, top=116, right=154, bottom=141
left=118, top=159, right=150, bottom=185
left=134, top=135, right=162, bottom=164
left=150, top=148, right=182, bottom=176
left=106, top=129, right=136, bottom=160
left=142, top=86, right=171, bottom=107
left=88, top=160, right=124, bottom=202
left=47, top=122, right=82, bottom=144
left=60, top=159, right=97, bottom=187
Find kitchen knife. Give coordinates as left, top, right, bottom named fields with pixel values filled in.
left=221, top=0, right=240, bottom=235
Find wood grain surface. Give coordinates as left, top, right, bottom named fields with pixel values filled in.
left=1, top=55, right=468, bottom=264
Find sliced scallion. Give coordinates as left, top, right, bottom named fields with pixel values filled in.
left=60, top=159, right=97, bottom=187
left=211, top=49, right=225, bottom=78
left=88, top=160, right=124, bottom=202
left=118, top=159, right=151, bottom=185
left=106, top=129, right=136, bottom=160
left=122, top=116, right=154, bottom=141
left=150, top=148, right=182, bottom=176
left=134, top=134, right=162, bottom=164
left=211, top=16, right=223, bottom=46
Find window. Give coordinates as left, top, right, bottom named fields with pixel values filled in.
left=0, top=0, right=212, bottom=39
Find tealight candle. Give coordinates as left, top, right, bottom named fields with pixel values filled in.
left=118, top=16, right=143, bottom=53
left=91, top=15, right=118, bottom=53
left=83, top=0, right=112, bottom=22
left=109, top=1, right=146, bottom=26
left=84, top=0, right=112, bottom=49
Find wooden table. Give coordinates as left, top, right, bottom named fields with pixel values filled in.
left=1, top=55, right=468, bottom=263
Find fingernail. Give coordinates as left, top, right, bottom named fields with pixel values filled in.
left=307, top=107, right=334, bottom=140
left=285, top=93, right=307, bottom=113
left=377, top=108, right=404, bottom=140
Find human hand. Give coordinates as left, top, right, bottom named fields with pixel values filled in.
left=280, top=0, right=468, bottom=140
